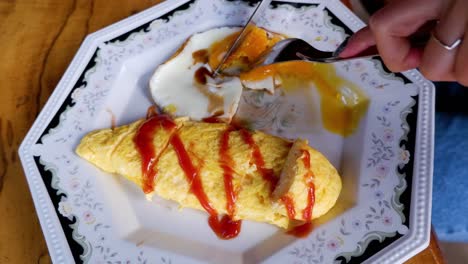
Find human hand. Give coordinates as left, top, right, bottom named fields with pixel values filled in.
left=340, top=0, right=468, bottom=85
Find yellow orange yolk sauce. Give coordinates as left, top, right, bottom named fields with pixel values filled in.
left=240, top=61, right=369, bottom=136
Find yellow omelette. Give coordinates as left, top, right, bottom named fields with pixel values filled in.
left=76, top=117, right=342, bottom=229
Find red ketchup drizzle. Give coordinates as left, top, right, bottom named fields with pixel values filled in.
left=288, top=149, right=316, bottom=238
left=239, top=129, right=278, bottom=191
left=134, top=115, right=177, bottom=194
left=202, top=116, right=224, bottom=123
left=208, top=215, right=241, bottom=240
left=220, top=128, right=237, bottom=216
left=287, top=222, right=314, bottom=238
left=301, top=150, right=315, bottom=221
left=139, top=114, right=240, bottom=239
left=169, top=134, right=217, bottom=215
left=280, top=195, right=296, bottom=219
left=212, top=127, right=242, bottom=239
left=171, top=129, right=241, bottom=239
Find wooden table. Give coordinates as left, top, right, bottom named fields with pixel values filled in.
left=0, top=0, right=444, bottom=263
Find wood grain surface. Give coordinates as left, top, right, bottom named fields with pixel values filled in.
left=0, top=0, right=444, bottom=263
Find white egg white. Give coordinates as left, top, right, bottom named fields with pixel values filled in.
left=149, top=27, right=243, bottom=122
left=241, top=76, right=279, bottom=94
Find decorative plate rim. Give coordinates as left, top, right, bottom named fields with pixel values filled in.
left=19, top=0, right=434, bottom=263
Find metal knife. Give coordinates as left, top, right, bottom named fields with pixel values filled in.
left=212, top=0, right=272, bottom=77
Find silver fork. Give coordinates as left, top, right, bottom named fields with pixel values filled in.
left=254, top=20, right=436, bottom=67
left=253, top=37, right=379, bottom=66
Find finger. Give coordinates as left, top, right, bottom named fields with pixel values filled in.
left=420, top=0, right=466, bottom=81
left=339, top=27, right=376, bottom=58
left=455, top=30, right=468, bottom=86
left=369, top=0, right=445, bottom=72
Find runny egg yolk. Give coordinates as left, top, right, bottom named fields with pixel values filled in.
left=240, top=61, right=369, bottom=137
left=208, top=25, right=284, bottom=72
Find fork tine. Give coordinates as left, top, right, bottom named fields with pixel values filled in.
left=255, top=38, right=334, bottom=66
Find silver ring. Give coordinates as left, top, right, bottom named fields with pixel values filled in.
left=431, top=32, right=462, bottom=51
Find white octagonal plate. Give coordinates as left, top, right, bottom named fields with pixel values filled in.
left=19, top=0, right=434, bottom=263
